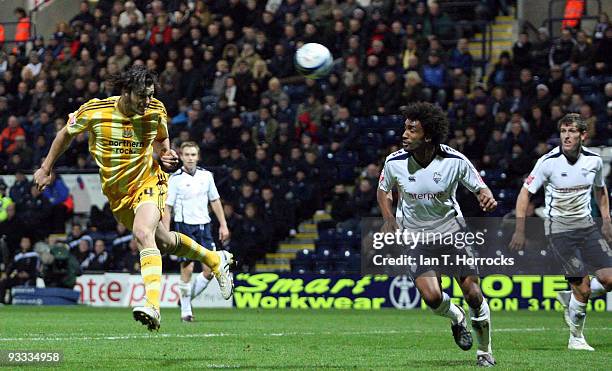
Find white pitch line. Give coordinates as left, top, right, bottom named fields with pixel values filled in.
left=0, top=327, right=610, bottom=342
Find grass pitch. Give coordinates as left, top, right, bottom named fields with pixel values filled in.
left=0, top=307, right=610, bottom=370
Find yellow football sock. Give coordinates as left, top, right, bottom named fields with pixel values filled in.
left=173, top=232, right=220, bottom=272
left=140, top=248, right=162, bottom=310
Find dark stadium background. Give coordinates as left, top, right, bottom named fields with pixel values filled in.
left=0, top=0, right=610, bottom=301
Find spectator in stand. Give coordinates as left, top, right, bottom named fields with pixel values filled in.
left=81, top=239, right=110, bottom=271
left=41, top=173, right=72, bottom=233
left=549, top=28, right=575, bottom=69
left=421, top=50, right=448, bottom=106
left=0, top=236, right=39, bottom=303
left=513, top=32, right=532, bottom=70
left=0, top=116, right=26, bottom=159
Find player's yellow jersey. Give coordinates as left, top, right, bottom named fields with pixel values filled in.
left=66, top=96, right=169, bottom=211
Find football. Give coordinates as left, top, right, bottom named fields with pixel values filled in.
left=294, top=43, right=333, bottom=79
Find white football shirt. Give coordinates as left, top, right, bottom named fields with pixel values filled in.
left=379, top=144, right=486, bottom=233
left=166, top=167, right=220, bottom=225
left=525, top=146, right=604, bottom=233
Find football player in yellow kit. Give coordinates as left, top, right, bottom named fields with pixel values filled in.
left=34, top=65, right=233, bottom=331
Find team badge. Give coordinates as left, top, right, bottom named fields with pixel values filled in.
left=433, top=172, right=442, bottom=184
left=122, top=128, right=134, bottom=138
left=408, top=176, right=416, bottom=182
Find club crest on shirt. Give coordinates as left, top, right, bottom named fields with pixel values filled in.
left=408, top=176, right=416, bottom=182
left=580, top=168, right=588, bottom=177
left=433, top=172, right=442, bottom=184
left=122, top=128, right=134, bottom=138
left=561, top=172, right=568, bottom=177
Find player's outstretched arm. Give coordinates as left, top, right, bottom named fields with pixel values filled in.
left=509, top=186, right=531, bottom=251
left=377, top=189, right=399, bottom=233
left=476, top=187, right=497, bottom=212
left=594, top=185, right=612, bottom=242
left=210, top=199, right=230, bottom=242
left=33, top=126, right=75, bottom=191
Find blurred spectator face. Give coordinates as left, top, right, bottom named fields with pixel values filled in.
left=230, top=148, right=241, bottom=160
left=8, top=116, right=19, bottom=128
left=231, top=168, right=242, bottom=180
left=259, top=107, right=270, bottom=120
left=465, top=127, right=476, bottom=138
left=239, top=130, right=250, bottom=143
left=20, top=237, right=32, bottom=252
left=271, top=166, right=282, bottom=177
left=511, top=121, right=522, bottom=135
left=338, top=107, right=350, bottom=120
left=334, top=21, right=345, bottom=33
left=262, top=188, right=273, bottom=202
left=247, top=170, right=259, bottom=183
left=536, top=86, right=548, bottom=98
left=576, top=31, right=587, bottom=44
left=475, top=104, right=487, bottom=117
left=305, top=151, right=317, bottom=164
left=535, top=142, right=549, bottom=155
left=94, top=240, right=106, bottom=254
left=384, top=71, right=396, bottom=84
left=245, top=204, right=256, bottom=218
left=366, top=55, right=379, bottom=68
left=492, top=87, right=504, bottom=100
left=428, top=54, right=440, bottom=65
left=429, top=2, right=440, bottom=15
left=334, top=184, right=346, bottom=194
left=562, top=82, right=573, bottom=95
left=14, top=135, right=26, bottom=148
left=492, top=129, right=502, bottom=141
left=512, top=144, right=523, bottom=157
left=359, top=179, right=372, bottom=193
left=391, top=21, right=402, bottom=34
left=457, top=38, right=468, bottom=52
left=255, top=149, right=267, bottom=161
left=18, top=82, right=28, bottom=95
left=74, top=78, right=86, bottom=91
left=551, top=105, right=563, bottom=120
left=560, top=29, right=572, bottom=41
left=182, top=58, right=193, bottom=71
left=78, top=238, right=89, bottom=253
left=579, top=104, right=592, bottom=117
left=519, top=33, right=529, bottom=44
left=77, top=155, right=87, bottom=169
left=519, top=69, right=532, bottom=83
left=241, top=184, right=253, bottom=198
left=605, top=83, right=612, bottom=97
left=296, top=170, right=306, bottom=181
left=532, top=106, right=542, bottom=120
left=179, top=130, right=190, bottom=142
left=291, top=147, right=302, bottom=160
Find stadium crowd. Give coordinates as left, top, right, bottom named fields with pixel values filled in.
left=0, top=0, right=611, bottom=295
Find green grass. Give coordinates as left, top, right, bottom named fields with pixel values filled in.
left=0, top=307, right=610, bottom=370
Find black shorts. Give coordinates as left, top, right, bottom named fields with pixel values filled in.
left=407, top=242, right=480, bottom=278
left=548, top=225, right=612, bottom=278
left=174, top=222, right=216, bottom=263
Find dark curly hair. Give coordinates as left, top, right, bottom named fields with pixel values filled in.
left=106, top=65, right=159, bottom=96
left=400, top=102, right=449, bottom=145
